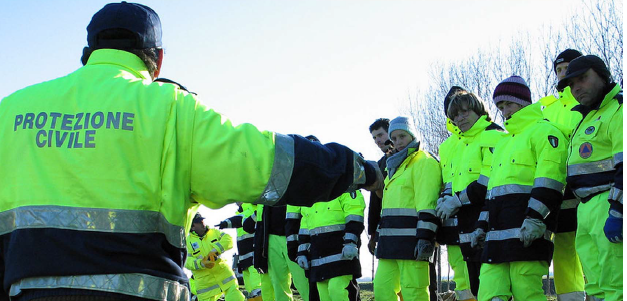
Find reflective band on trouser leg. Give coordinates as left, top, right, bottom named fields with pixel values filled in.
left=576, top=193, right=623, bottom=301
left=9, top=273, right=189, bottom=301
left=446, top=245, right=474, bottom=300
left=317, top=275, right=353, bottom=301
left=267, top=235, right=294, bottom=301
left=374, top=259, right=401, bottom=301
left=552, top=231, right=585, bottom=299
left=509, top=261, right=549, bottom=301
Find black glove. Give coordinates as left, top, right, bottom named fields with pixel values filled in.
left=215, top=221, right=229, bottom=229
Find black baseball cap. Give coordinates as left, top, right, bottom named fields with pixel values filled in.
left=192, top=213, right=205, bottom=223
left=557, top=55, right=611, bottom=90
left=87, top=2, right=162, bottom=49
left=553, top=49, right=582, bottom=73
left=444, top=86, right=467, bottom=117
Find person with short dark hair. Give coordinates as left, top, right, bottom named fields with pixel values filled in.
left=367, top=118, right=392, bottom=255
left=558, top=55, right=623, bottom=301
left=436, top=87, right=503, bottom=300
left=0, top=2, right=382, bottom=300
left=538, top=48, right=586, bottom=301
left=473, top=76, right=568, bottom=301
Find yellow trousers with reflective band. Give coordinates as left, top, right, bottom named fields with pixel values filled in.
left=260, top=272, right=275, bottom=301
left=553, top=231, right=585, bottom=300
left=374, top=259, right=429, bottom=301
left=446, top=245, right=474, bottom=300
left=198, top=279, right=245, bottom=301
left=316, top=274, right=352, bottom=301
left=576, top=193, right=623, bottom=301
left=243, top=266, right=263, bottom=298
left=268, top=234, right=310, bottom=301
left=478, top=261, right=548, bottom=301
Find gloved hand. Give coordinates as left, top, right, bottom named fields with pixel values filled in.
left=469, top=228, right=486, bottom=249
left=604, top=208, right=623, bottom=243
left=296, top=255, right=309, bottom=270
left=436, top=194, right=462, bottom=220
left=367, top=237, right=377, bottom=255
left=201, top=253, right=216, bottom=269
left=520, top=218, right=546, bottom=247
left=215, top=221, right=229, bottom=229
left=414, top=239, right=435, bottom=261
left=341, top=243, right=359, bottom=260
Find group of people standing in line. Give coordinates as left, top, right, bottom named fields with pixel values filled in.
left=186, top=49, right=622, bottom=301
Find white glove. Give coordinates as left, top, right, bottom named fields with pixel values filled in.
left=469, top=228, right=486, bottom=249
left=341, top=243, right=359, bottom=260
left=436, top=196, right=445, bottom=206
left=414, top=239, right=435, bottom=261
left=296, top=255, right=309, bottom=270
left=436, top=194, right=462, bottom=220
left=520, top=218, right=546, bottom=247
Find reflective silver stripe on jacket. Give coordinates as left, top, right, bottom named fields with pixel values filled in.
left=534, top=177, right=564, bottom=193
left=478, top=211, right=489, bottom=222
left=310, top=224, right=345, bottom=236
left=345, top=215, right=364, bottom=223
left=610, top=186, right=623, bottom=204
left=238, top=233, right=254, bottom=241
left=226, top=219, right=233, bottom=228
left=443, top=182, right=453, bottom=195
left=528, top=198, right=551, bottom=219
left=298, top=243, right=310, bottom=252
left=459, top=233, right=473, bottom=243
left=489, top=184, right=532, bottom=198
left=311, top=253, right=347, bottom=267
left=378, top=228, right=416, bottom=236
left=299, top=228, right=310, bottom=235
left=346, top=153, right=368, bottom=192
left=574, top=184, right=612, bottom=200
left=459, top=190, right=471, bottom=205
left=417, top=221, right=437, bottom=232
left=215, top=242, right=225, bottom=253
left=485, top=228, right=552, bottom=242
left=286, top=212, right=301, bottom=219
left=9, top=273, right=189, bottom=301
left=286, top=234, right=298, bottom=242
left=442, top=218, right=458, bottom=227
left=256, top=133, right=294, bottom=206
left=249, top=213, right=257, bottom=222
left=614, top=152, right=623, bottom=165
left=239, top=251, right=254, bottom=261
left=197, top=275, right=236, bottom=295
left=477, top=175, right=489, bottom=187
left=568, top=158, right=614, bottom=176
left=560, top=199, right=580, bottom=210
left=344, top=233, right=359, bottom=243
left=0, top=205, right=185, bottom=248
left=381, top=208, right=417, bottom=217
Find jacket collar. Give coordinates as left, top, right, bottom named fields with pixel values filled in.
left=86, top=49, right=152, bottom=80
left=459, top=115, right=491, bottom=138
left=504, top=103, right=543, bottom=134
left=572, top=83, right=622, bottom=116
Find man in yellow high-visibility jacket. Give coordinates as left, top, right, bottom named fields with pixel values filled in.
left=0, top=3, right=382, bottom=300
left=186, top=213, right=246, bottom=301
left=558, top=55, right=623, bottom=301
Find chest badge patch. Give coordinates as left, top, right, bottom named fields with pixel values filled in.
left=548, top=135, right=559, bottom=148
left=579, top=142, right=593, bottom=159
left=191, top=242, right=200, bottom=250
left=585, top=126, right=595, bottom=135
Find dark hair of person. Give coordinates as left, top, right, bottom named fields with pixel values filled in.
left=80, top=28, right=160, bottom=78
left=369, top=118, right=390, bottom=133
left=447, top=91, right=492, bottom=122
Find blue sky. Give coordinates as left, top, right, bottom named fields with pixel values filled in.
left=0, top=0, right=576, bottom=279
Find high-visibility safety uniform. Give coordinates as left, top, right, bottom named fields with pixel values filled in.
left=285, top=205, right=321, bottom=301
left=252, top=205, right=311, bottom=301
left=374, top=144, right=442, bottom=301
left=439, top=117, right=503, bottom=300
left=476, top=104, right=568, bottom=301
left=567, top=84, right=623, bottom=301
left=186, top=226, right=245, bottom=301
left=297, top=191, right=365, bottom=301
left=0, top=49, right=378, bottom=300
left=539, top=87, right=585, bottom=301
left=221, top=204, right=262, bottom=300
